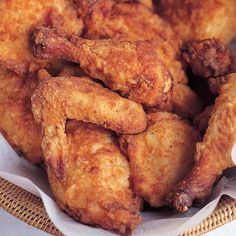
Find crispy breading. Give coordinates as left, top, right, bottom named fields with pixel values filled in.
left=0, top=0, right=83, bottom=76
left=47, top=120, right=142, bottom=235
left=75, top=0, right=179, bottom=46
left=74, top=0, right=187, bottom=84
left=31, top=76, right=147, bottom=178
left=169, top=74, right=236, bottom=212
left=32, top=27, right=173, bottom=107
left=119, top=112, right=201, bottom=207
left=171, top=84, right=202, bottom=119
left=182, top=39, right=231, bottom=78
left=158, top=0, right=236, bottom=44
left=0, top=67, right=42, bottom=164
left=147, top=84, right=202, bottom=119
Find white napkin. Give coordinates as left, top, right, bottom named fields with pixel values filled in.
left=1, top=134, right=236, bottom=236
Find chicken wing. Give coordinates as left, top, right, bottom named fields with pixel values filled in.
left=0, top=67, right=42, bottom=164
left=74, top=0, right=187, bottom=84
left=31, top=76, right=147, bottom=179
left=158, top=0, right=236, bottom=44
left=169, top=74, right=236, bottom=212
left=0, top=0, right=83, bottom=76
left=32, top=27, right=173, bottom=107
left=119, top=112, right=201, bottom=207
left=47, top=120, right=142, bottom=235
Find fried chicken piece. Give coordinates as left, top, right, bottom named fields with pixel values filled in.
left=0, top=67, right=42, bottom=164
left=75, top=0, right=179, bottom=45
left=147, top=84, right=202, bottom=119
left=168, top=74, right=236, bottom=212
left=182, top=39, right=231, bottom=78
left=158, top=0, right=236, bottom=44
left=32, top=27, right=173, bottom=106
left=171, top=84, right=202, bottom=119
left=47, top=120, right=141, bottom=235
left=193, top=105, right=213, bottom=133
left=0, top=0, right=83, bottom=76
left=74, top=0, right=187, bottom=84
left=119, top=112, right=201, bottom=207
left=32, top=76, right=147, bottom=179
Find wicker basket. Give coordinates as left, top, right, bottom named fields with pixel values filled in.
left=1, top=177, right=236, bottom=236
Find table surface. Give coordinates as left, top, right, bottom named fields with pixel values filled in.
left=1, top=208, right=236, bottom=236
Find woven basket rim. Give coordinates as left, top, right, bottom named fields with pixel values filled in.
left=1, top=177, right=236, bottom=236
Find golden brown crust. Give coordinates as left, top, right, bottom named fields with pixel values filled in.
left=31, top=76, right=147, bottom=178
left=47, top=120, right=142, bottom=235
left=158, top=0, right=236, bottom=44
left=0, top=67, right=42, bottom=164
left=146, top=84, right=202, bottom=119
left=169, top=74, right=236, bottom=212
left=182, top=39, right=231, bottom=78
left=0, top=0, right=83, bottom=76
left=171, top=84, right=202, bottom=119
left=32, top=27, right=173, bottom=106
left=119, top=112, right=201, bottom=207
left=75, top=0, right=187, bottom=84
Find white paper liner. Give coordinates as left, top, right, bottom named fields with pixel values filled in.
left=1, top=134, right=236, bottom=236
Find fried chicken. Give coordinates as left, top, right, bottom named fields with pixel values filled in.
left=168, top=74, right=236, bottom=212
left=171, top=84, right=202, bottom=119
left=32, top=27, right=173, bottom=107
left=74, top=0, right=187, bottom=84
left=147, top=84, right=202, bottom=119
left=0, top=67, right=42, bottom=164
left=182, top=39, right=231, bottom=78
left=32, top=76, right=147, bottom=179
left=46, top=120, right=142, bottom=235
left=158, top=0, right=236, bottom=44
left=119, top=112, right=201, bottom=207
left=0, top=0, right=83, bottom=76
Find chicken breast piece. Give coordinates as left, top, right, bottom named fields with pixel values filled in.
left=169, top=74, right=236, bottom=212
left=119, top=112, right=201, bottom=207
left=32, top=27, right=173, bottom=107
left=0, top=67, right=42, bottom=164
left=0, top=0, right=83, bottom=76
left=158, top=0, right=236, bottom=44
left=47, top=120, right=142, bottom=235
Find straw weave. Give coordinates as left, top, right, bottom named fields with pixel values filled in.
left=1, top=177, right=236, bottom=236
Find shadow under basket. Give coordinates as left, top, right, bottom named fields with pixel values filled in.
left=1, top=177, right=236, bottom=236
